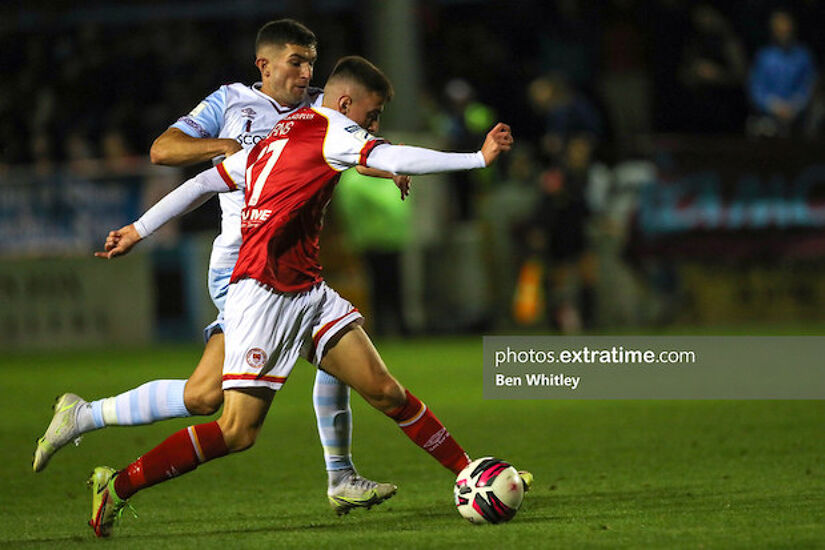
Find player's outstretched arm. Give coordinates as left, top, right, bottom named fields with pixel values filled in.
left=94, top=154, right=244, bottom=260
left=150, top=128, right=243, bottom=166
left=363, top=122, right=514, bottom=176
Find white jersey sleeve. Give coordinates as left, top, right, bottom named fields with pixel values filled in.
left=215, top=148, right=248, bottom=192
left=134, top=150, right=248, bottom=238
left=170, top=86, right=227, bottom=138
left=319, top=107, right=485, bottom=175
left=366, top=144, right=486, bottom=175
left=320, top=112, right=387, bottom=172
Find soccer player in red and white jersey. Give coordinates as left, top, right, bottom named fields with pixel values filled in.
left=86, top=56, right=524, bottom=537
left=35, top=19, right=403, bottom=514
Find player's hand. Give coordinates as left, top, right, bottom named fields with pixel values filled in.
left=480, top=123, right=514, bottom=166
left=94, top=224, right=142, bottom=259
left=393, top=174, right=411, bottom=200
left=222, top=139, right=243, bottom=157
left=355, top=165, right=412, bottom=201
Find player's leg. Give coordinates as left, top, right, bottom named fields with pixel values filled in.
left=306, top=288, right=398, bottom=514
left=33, top=380, right=192, bottom=473
left=320, top=327, right=533, bottom=492
left=320, top=324, right=471, bottom=475
left=89, top=387, right=272, bottom=538
left=183, top=331, right=225, bottom=415
left=90, top=277, right=287, bottom=537
left=86, top=331, right=224, bottom=426
left=34, top=270, right=231, bottom=473
left=32, top=333, right=227, bottom=473
left=312, top=369, right=397, bottom=514
left=312, top=370, right=355, bottom=481
left=184, top=265, right=233, bottom=415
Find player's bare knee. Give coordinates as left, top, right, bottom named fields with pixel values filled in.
left=184, top=384, right=223, bottom=416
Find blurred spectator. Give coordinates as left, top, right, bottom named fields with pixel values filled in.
left=101, top=128, right=141, bottom=172
left=30, top=131, right=55, bottom=176
left=64, top=129, right=97, bottom=173
left=600, top=0, right=650, bottom=139
left=528, top=134, right=600, bottom=332
left=528, top=74, right=603, bottom=161
left=439, top=78, right=496, bottom=221
left=538, top=0, right=601, bottom=90
left=478, top=145, right=540, bottom=326
left=677, top=4, right=747, bottom=133
left=747, top=9, right=817, bottom=137
left=336, top=170, right=411, bottom=337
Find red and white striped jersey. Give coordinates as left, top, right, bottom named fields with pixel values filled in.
left=216, top=106, right=386, bottom=292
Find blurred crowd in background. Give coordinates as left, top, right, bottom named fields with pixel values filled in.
left=3, top=1, right=824, bottom=165
left=3, top=0, right=825, bottom=340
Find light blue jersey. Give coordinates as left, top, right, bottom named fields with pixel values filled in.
left=172, top=82, right=323, bottom=272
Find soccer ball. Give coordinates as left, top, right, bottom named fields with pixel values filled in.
left=454, top=457, right=524, bottom=524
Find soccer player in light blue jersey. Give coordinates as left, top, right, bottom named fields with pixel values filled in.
left=34, top=18, right=403, bottom=515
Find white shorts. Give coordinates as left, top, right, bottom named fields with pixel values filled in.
left=222, top=278, right=363, bottom=391
left=203, top=266, right=234, bottom=343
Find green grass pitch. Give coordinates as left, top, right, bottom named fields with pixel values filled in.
left=2, top=337, right=823, bottom=548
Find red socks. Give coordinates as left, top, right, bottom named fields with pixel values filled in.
left=114, top=421, right=229, bottom=499
left=111, top=392, right=469, bottom=502
left=386, top=389, right=470, bottom=475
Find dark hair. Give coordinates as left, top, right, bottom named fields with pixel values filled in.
left=328, top=56, right=394, bottom=101
left=255, top=19, right=317, bottom=52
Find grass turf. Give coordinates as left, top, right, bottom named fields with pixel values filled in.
left=1, top=337, right=823, bottom=548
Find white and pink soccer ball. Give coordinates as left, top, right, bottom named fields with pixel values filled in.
left=454, top=457, right=524, bottom=524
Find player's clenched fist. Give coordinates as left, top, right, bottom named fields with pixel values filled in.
left=480, top=123, right=514, bottom=166
left=94, top=224, right=142, bottom=259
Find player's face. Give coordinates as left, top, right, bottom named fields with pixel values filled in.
left=346, top=90, right=386, bottom=134
left=256, top=43, right=317, bottom=106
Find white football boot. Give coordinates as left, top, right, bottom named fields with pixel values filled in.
left=327, top=472, right=397, bottom=516
left=33, top=393, right=86, bottom=472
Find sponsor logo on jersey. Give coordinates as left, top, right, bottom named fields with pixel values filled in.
left=245, top=347, right=268, bottom=369
left=344, top=124, right=369, bottom=141
left=241, top=208, right=273, bottom=226
left=236, top=133, right=266, bottom=146
left=241, top=107, right=257, bottom=118
left=288, top=111, right=315, bottom=120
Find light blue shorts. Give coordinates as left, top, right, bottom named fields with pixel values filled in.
left=203, top=266, right=234, bottom=343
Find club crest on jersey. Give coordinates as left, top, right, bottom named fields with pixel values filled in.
left=246, top=348, right=268, bottom=369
